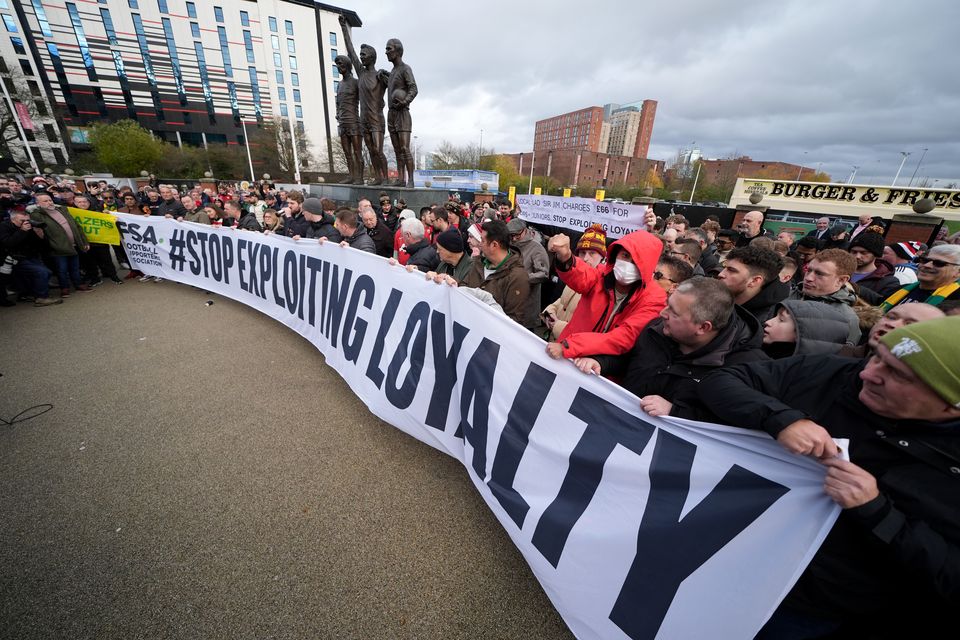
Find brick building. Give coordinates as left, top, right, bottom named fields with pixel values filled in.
left=698, top=156, right=818, bottom=185
left=533, top=106, right=605, bottom=154
left=506, top=150, right=664, bottom=190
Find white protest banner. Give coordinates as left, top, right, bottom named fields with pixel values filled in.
left=516, top=194, right=650, bottom=238
left=117, top=213, right=840, bottom=639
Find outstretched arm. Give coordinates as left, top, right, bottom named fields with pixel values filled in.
left=338, top=16, right=362, bottom=74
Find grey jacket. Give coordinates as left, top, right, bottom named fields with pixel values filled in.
left=789, top=285, right=861, bottom=345
left=779, top=300, right=851, bottom=355
left=513, top=236, right=550, bottom=329
left=344, top=226, right=376, bottom=253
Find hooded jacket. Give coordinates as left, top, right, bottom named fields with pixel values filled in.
left=854, top=258, right=902, bottom=305
left=741, top=278, right=791, bottom=324
left=789, top=285, right=861, bottom=345
left=597, top=305, right=768, bottom=420
left=764, top=300, right=851, bottom=358
left=343, top=226, right=376, bottom=253
left=302, top=214, right=341, bottom=242
left=513, top=235, right=550, bottom=328
left=699, top=356, right=960, bottom=636
left=461, top=249, right=530, bottom=325
left=556, top=230, right=667, bottom=358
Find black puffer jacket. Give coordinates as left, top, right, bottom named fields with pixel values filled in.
left=302, top=214, right=341, bottom=242
left=596, top=305, right=768, bottom=421
left=699, top=356, right=960, bottom=637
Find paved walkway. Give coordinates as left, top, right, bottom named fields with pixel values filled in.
left=0, top=279, right=571, bottom=639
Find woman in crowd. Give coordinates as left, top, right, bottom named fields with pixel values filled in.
left=261, top=209, right=284, bottom=235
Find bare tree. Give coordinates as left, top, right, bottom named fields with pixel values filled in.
left=430, top=140, right=492, bottom=170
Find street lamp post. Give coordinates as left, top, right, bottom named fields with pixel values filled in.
left=892, top=151, right=911, bottom=186
left=848, top=165, right=859, bottom=184
left=908, top=147, right=928, bottom=186
left=796, top=151, right=808, bottom=180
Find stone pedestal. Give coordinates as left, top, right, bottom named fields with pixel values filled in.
left=885, top=213, right=944, bottom=246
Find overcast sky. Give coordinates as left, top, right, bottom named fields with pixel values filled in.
left=343, top=0, right=960, bottom=186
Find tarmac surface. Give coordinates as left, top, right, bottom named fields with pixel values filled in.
left=0, top=278, right=572, bottom=639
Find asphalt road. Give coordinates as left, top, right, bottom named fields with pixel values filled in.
left=0, top=279, right=572, bottom=639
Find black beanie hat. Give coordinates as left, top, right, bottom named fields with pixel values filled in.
left=436, top=229, right=464, bottom=253
left=848, top=231, right=885, bottom=258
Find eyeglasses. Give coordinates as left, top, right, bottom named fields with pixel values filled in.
left=916, top=256, right=959, bottom=268
left=654, top=271, right=675, bottom=283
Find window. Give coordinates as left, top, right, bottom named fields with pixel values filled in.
left=214, top=6, right=223, bottom=22
left=2, top=14, right=17, bottom=32
left=19, top=59, right=32, bottom=75
left=227, top=81, right=239, bottom=121
left=293, top=89, right=300, bottom=102
left=66, top=3, right=97, bottom=81
left=132, top=15, right=156, bottom=85
left=332, top=65, right=339, bottom=79
left=193, top=41, right=215, bottom=120
left=27, top=80, right=41, bottom=96
left=11, top=35, right=24, bottom=54
left=284, top=20, right=293, bottom=35
left=275, top=69, right=284, bottom=84
left=273, top=53, right=282, bottom=67
left=280, top=103, right=288, bottom=117
left=330, top=48, right=337, bottom=61
left=0, top=0, right=8, bottom=7
left=329, top=32, right=337, bottom=46
left=44, top=124, right=58, bottom=143
left=287, top=39, right=295, bottom=53
left=161, top=17, right=185, bottom=102
left=288, top=56, right=297, bottom=70
left=333, top=80, right=339, bottom=93
left=248, top=67, right=262, bottom=118
left=186, top=1, right=196, bottom=18
left=278, top=87, right=286, bottom=100
left=158, top=0, right=167, bottom=13
left=271, top=35, right=279, bottom=50
left=35, top=99, right=48, bottom=116
left=240, top=10, right=248, bottom=26
left=268, top=16, right=277, bottom=32
left=290, top=73, right=299, bottom=86
left=243, top=30, right=254, bottom=63
left=217, top=26, right=232, bottom=76
left=128, top=0, right=138, bottom=8
left=297, top=121, right=304, bottom=134
left=190, top=21, right=200, bottom=38
left=294, top=105, right=302, bottom=119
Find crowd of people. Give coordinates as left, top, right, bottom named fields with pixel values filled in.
left=3, top=172, right=960, bottom=637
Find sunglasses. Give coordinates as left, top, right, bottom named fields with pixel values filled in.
left=654, top=271, right=675, bottom=283
left=916, top=256, right=959, bottom=268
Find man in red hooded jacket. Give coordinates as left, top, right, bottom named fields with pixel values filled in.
left=545, top=229, right=666, bottom=359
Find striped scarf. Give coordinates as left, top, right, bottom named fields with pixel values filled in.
left=880, top=280, right=960, bottom=312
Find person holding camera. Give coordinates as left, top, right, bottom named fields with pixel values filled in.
left=29, top=193, right=91, bottom=297
left=0, top=209, right=63, bottom=306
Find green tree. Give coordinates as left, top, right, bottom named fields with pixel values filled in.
left=88, top=119, right=164, bottom=176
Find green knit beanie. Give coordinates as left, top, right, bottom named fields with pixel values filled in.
left=880, top=317, right=960, bottom=408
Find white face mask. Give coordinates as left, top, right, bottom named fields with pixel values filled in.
left=613, top=258, right=641, bottom=285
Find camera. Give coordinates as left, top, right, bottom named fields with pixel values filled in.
left=27, top=219, right=47, bottom=228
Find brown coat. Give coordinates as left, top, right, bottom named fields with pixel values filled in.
left=461, top=250, right=530, bottom=325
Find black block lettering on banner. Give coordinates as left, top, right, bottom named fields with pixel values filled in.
left=609, top=429, right=789, bottom=640
left=531, top=388, right=656, bottom=567
left=258, top=242, right=273, bottom=300
left=209, top=234, right=224, bottom=282
left=324, top=265, right=354, bottom=348
left=341, top=274, right=375, bottom=364
left=365, top=288, right=404, bottom=388
left=487, top=363, right=556, bottom=528
left=237, top=238, right=248, bottom=291
left=283, top=250, right=299, bottom=315
left=457, top=338, right=500, bottom=478
left=221, top=235, right=233, bottom=284
left=384, top=300, right=430, bottom=409
left=424, top=312, right=470, bottom=431
left=169, top=229, right=186, bottom=271
left=305, top=256, right=324, bottom=325
left=271, top=247, right=284, bottom=307
left=186, top=230, right=202, bottom=276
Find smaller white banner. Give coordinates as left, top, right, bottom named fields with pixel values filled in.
left=516, top=194, right=650, bottom=238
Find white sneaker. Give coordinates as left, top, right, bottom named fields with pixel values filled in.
left=138, top=274, right=153, bottom=282
left=153, top=277, right=164, bottom=283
